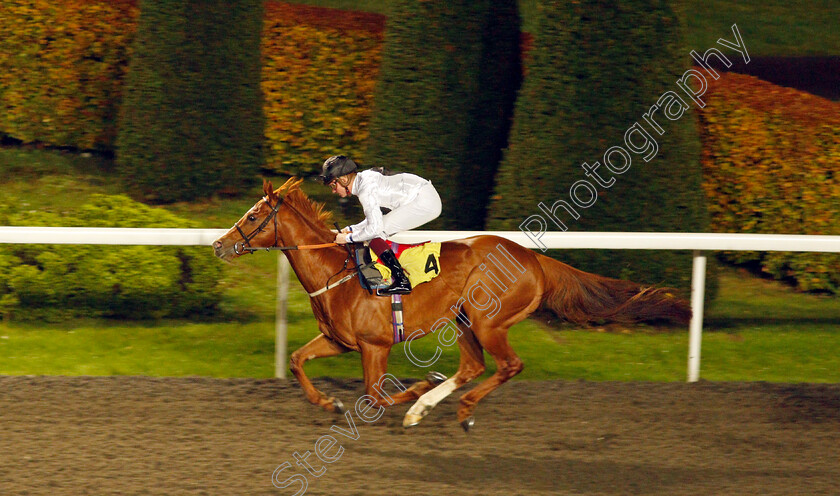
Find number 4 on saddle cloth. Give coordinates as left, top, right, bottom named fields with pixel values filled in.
left=353, top=240, right=442, bottom=344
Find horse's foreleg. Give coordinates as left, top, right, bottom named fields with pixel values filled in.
left=403, top=326, right=486, bottom=428
left=290, top=334, right=351, bottom=413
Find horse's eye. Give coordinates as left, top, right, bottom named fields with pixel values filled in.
left=248, top=215, right=257, bottom=222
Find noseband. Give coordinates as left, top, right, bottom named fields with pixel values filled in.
left=233, top=195, right=282, bottom=255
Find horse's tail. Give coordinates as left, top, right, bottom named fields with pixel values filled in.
left=536, top=254, right=691, bottom=325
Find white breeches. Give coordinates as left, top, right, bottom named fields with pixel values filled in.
left=380, top=183, right=442, bottom=238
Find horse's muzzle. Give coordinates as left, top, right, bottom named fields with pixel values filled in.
left=212, top=239, right=236, bottom=261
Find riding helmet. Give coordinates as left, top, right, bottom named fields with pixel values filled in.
left=320, top=155, right=358, bottom=184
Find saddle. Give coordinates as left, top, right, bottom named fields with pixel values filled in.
left=353, top=240, right=441, bottom=294
left=352, top=240, right=442, bottom=344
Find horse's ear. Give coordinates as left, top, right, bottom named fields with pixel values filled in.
left=263, top=179, right=275, bottom=199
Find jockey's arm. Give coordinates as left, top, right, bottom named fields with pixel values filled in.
left=348, top=190, right=385, bottom=243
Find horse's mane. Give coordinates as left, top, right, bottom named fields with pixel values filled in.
left=273, top=177, right=333, bottom=228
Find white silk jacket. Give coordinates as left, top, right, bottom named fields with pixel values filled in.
left=348, top=169, right=431, bottom=242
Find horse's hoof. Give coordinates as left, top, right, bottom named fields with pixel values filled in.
left=333, top=398, right=346, bottom=414
left=460, top=416, right=475, bottom=432
left=426, top=371, right=447, bottom=385
left=403, top=414, right=422, bottom=429
left=403, top=403, right=431, bottom=428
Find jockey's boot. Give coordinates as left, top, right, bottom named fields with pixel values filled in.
left=377, top=249, right=412, bottom=295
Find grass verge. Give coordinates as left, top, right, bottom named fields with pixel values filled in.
left=1, top=244, right=838, bottom=382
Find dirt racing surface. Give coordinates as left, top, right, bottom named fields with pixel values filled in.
left=1, top=376, right=839, bottom=496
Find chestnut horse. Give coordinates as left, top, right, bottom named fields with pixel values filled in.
left=213, top=178, right=690, bottom=430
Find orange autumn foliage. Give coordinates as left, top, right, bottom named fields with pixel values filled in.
left=261, top=1, right=385, bottom=174
left=699, top=73, right=840, bottom=292
left=0, top=0, right=139, bottom=150
left=0, top=0, right=384, bottom=171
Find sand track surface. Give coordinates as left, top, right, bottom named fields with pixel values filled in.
left=1, top=376, right=838, bottom=495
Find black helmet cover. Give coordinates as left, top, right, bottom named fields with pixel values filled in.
left=320, top=155, right=358, bottom=184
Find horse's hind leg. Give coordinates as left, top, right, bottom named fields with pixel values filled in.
left=356, top=342, right=440, bottom=408
left=456, top=326, right=523, bottom=428
left=290, top=334, right=351, bottom=413
left=403, top=326, right=486, bottom=428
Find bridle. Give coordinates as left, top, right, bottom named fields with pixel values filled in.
left=233, top=195, right=282, bottom=255
left=229, top=190, right=357, bottom=296
left=233, top=194, right=340, bottom=254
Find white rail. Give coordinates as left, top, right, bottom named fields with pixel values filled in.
left=0, top=226, right=227, bottom=245
left=3, top=227, right=840, bottom=381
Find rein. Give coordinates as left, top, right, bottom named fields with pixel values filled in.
left=240, top=242, right=337, bottom=252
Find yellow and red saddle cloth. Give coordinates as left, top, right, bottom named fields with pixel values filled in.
left=369, top=241, right=441, bottom=287
left=353, top=241, right=441, bottom=344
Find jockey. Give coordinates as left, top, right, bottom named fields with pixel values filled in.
left=320, top=155, right=442, bottom=295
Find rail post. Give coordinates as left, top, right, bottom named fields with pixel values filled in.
left=275, top=253, right=290, bottom=379
left=688, top=250, right=707, bottom=382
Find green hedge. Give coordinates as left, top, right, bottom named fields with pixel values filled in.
left=0, top=195, right=223, bottom=321
left=488, top=0, right=710, bottom=294
left=366, top=0, right=521, bottom=229
left=116, top=0, right=265, bottom=202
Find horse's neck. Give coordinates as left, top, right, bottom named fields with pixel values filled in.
left=285, top=245, right=349, bottom=296
left=279, top=202, right=348, bottom=295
